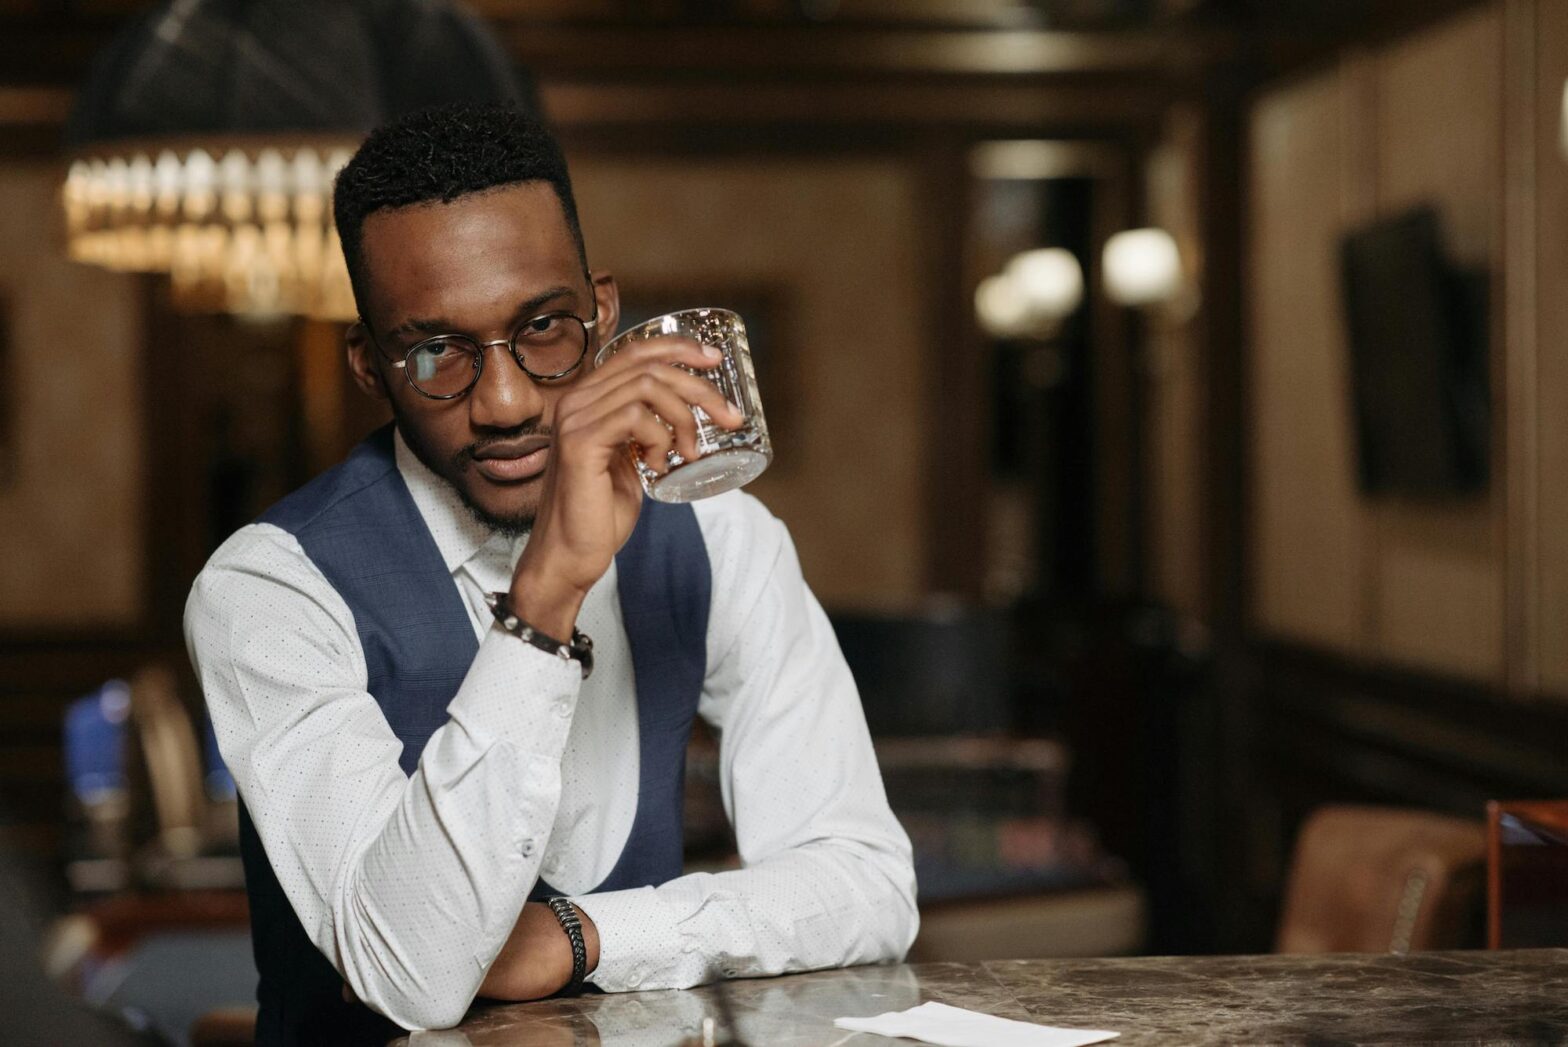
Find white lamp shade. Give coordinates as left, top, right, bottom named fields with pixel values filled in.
left=1005, top=247, right=1085, bottom=321
left=1102, top=227, right=1183, bottom=307
left=975, top=273, right=1033, bottom=338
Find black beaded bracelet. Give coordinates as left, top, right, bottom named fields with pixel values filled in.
left=546, top=897, right=588, bottom=994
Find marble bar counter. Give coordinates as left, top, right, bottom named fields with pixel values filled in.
left=399, top=949, right=1568, bottom=1046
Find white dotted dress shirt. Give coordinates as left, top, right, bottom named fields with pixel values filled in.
left=185, top=431, right=918, bottom=1031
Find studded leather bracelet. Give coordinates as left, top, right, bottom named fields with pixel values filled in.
left=485, top=591, right=594, bottom=679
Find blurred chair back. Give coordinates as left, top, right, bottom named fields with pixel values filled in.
left=130, top=665, right=207, bottom=859
left=200, top=714, right=242, bottom=851
left=1277, top=805, right=1485, bottom=954
left=830, top=604, right=1012, bottom=736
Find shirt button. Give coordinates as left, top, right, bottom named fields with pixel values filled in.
left=520, top=838, right=534, bottom=858
left=628, top=973, right=642, bottom=988
left=554, top=700, right=571, bottom=719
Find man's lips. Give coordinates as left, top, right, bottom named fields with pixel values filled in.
left=470, top=438, right=551, bottom=482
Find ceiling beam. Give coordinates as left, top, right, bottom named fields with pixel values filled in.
left=0, top=12, right=1224, bottom=86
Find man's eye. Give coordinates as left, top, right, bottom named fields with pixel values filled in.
left=410, top=340, right=466, bottom=365
left=522, top=316, right=562, bottom=337
left=409, top=340, right=469, bottom=382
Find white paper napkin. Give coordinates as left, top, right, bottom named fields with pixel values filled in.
left=833, top=1000, right=1119, bottom=1047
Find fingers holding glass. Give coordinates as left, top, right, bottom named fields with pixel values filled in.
left=577, top=368, right=727, bottom=468
left=593, top=309, right=772, bottom=503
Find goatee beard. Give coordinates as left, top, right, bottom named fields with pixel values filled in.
left=395, top=418, right=542, bottom=539
left=456, top=488, right=534, bottom=539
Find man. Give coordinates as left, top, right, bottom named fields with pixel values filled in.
left=186, top=102, right=917, bottom=1043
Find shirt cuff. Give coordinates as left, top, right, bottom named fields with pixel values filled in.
left=445, top=625, right=584, bottom=756
left=572, top=885, right=688, bottom=992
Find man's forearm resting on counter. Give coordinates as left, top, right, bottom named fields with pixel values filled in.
left=188, top=103, right=917, bottom=1039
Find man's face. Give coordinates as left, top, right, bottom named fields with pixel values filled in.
left=346, top=181, right=618, bottom=533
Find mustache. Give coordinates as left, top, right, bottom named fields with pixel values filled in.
left=452, top=425, right=554, bottom=470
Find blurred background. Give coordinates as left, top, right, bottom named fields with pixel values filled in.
left=3, top=0, right=1568, bottom=1042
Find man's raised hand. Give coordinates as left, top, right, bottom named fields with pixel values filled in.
left=509, top=336, right=743, bottom=638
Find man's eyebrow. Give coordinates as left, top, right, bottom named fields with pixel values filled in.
left=383, top=285, right=580, bottom=341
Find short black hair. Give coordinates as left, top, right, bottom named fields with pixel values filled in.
left=332, top=102, right=585, bottom=313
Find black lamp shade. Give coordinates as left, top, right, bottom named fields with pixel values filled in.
left=67, top=0, right=533, bottom=147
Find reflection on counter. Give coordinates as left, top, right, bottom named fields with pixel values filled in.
left=399, top=951, right=1568, bottom=1047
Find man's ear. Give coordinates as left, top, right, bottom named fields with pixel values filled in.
left=591, top=269, right=621, bottom=346
left=345, top=321, right=390, bottom=401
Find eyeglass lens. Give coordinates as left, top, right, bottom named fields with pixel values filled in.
left=405, top=314, right=589, bottom=397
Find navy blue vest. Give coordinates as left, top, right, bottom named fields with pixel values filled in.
left=236, top=425, right=710, bottom=1045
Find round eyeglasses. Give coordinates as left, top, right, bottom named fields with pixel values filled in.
left=384, top=310, right=598, bottom=399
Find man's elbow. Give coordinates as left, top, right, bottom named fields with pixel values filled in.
left=366, top=986, right=475, bottom=1033
left=336, top=940, right=482, bottom=1031
left=853, top=850, right=919, bottom=963
left=402, top=1000, right=473, bottom=1033
left=888, top=873, right=920, bottom=960
left=333, top=881, right=488, bottom=1030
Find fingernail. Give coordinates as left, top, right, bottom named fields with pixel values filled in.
left=702, top=344, right=722, bottom=360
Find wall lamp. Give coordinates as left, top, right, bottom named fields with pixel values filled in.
left=974, top=247, right=1085, bottom=339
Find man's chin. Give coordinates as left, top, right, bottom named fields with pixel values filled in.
left=390, top=416, right=538, bottom=536
left=455, top=484, right=538, bottom=538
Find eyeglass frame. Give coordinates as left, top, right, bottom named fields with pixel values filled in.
left=362, top=288, right=601, bottom=400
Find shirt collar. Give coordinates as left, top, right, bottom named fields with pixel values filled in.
left=393, top=427, right=517, bottom=577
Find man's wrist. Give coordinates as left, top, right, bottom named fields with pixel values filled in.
left=577, top=902, right=601, bottom=976
left=508, top=567, right=588, bottom=641
left=488, top=590, right=594, bottom=678
left=567, top=890, right=681, bottom=993
left=546, top=898, right=588, bottom=991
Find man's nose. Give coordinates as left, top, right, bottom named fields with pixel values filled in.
left=468, top=343, right=546, bottom=429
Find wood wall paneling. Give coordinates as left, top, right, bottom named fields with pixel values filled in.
left=1530, top=2, right=1568, bottom=693
left=926, top=142, right=987, bottom=600
left=1094, top=153, right=1141, bottom=599
left=1231, top=638, right=1568, bottom=948
left=1502, top=0, right=1540, bottom=694
left=1147, top=105, right=1206, bottom=621
left=1247, top=70, right=1370, bottom=654
left=469, top=0, right=1061, bottom=27
left=0, top=165, right=144, bottom=630
left=1242, top=4, right=1550, bottom=687
left=1369, top=5, right=1507, bottom=683
left=570, top=155, right=930, bottom=610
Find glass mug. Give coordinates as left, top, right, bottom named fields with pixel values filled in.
left=594, top=308, right=772, bottom=503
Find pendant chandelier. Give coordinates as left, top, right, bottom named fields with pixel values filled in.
left=63, top=0, right=531, bottom=320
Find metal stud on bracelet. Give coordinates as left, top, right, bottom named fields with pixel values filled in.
left=485, top=592, right=595, bottom=679
left=546, top=897, right=588, bottom=993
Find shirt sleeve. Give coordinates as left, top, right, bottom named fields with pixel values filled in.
left=573, top=495, right=919, bottom=991
left=185, top=524, right=583, bottom=1031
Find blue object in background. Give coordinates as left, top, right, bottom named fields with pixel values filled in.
left=64, top=680, right=132, bottom=804
left=201, top=716, right=236, bottom=802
